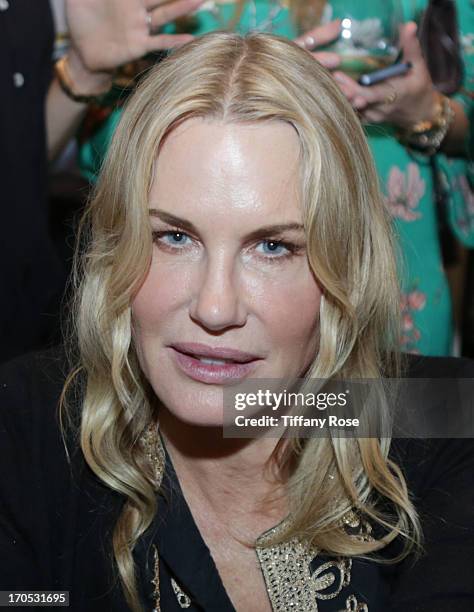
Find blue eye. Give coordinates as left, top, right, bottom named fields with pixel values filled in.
left=166, top=232, right=188, bottom=244
left=257, top=240, right=290, bottom=256
left=153, top=230, right=192, bottom=248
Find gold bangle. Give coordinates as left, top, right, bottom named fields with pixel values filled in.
left=410, top=92, right=444, bottom=133
left=54, top=55, right=114, bottom=105
left=398, top=93, right=455, bottom=155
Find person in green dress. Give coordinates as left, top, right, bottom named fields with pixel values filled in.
left=73, top=0, right=474, bottom=356
left=330, top=1, right=474, bottom=355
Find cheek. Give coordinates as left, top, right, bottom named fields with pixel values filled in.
left=131, top=260, right=191, bottom=333
left=245, top=264, right=322, bottom=348
left=132, top=282, right=168, bottom=337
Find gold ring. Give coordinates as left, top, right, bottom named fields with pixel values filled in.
left=383, top=85, right=397, bottom=105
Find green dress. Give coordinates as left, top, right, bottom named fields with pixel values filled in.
left=78, top=0, right=474, bottom=356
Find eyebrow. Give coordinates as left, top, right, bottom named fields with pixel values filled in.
left=148, top=209, right=305, bottom=240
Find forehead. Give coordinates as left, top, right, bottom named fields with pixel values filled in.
left=149, top=117, right=302, bottom=223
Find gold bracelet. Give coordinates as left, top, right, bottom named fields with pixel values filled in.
left=397, top=92, right=455, bottom=155
left=54, top=55, right=114, bottom=105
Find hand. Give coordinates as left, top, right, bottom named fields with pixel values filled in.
left=66, top=0, right=205, bottom=73
left=331, top=22, right=438, bottom=129
left=293, top=20, right=342, bottom=70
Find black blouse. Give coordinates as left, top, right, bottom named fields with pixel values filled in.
left=0, top=350, right=473, bottom=611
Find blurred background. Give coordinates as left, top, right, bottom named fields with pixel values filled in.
left=1, top=0, right=473, bottom=363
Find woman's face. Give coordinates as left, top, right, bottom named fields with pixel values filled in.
left=132, top=118, right=322, bottom=425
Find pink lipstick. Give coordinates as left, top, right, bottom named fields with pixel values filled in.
left=168, top=342, right=262, bottom=384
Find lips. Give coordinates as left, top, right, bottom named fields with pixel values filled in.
left=168, top=342, right=262, bottom=384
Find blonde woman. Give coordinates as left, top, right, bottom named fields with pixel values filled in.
left=77, top=0, right=474, bottom=357
left=1, top=33, right=474, bottom=612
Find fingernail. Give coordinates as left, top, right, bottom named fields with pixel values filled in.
left=320, top=57, right=340, bottom=69
left=333, top=72, right=348, bottom=84
left=304, top=35, right=316, bottom=49
left=354, top=96, right=367, bottom=109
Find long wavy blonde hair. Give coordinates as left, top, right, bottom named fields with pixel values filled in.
left=62, top=32, right=419, bottom=612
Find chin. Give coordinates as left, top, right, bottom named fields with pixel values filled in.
left=155, top=384, right=227, bottom=428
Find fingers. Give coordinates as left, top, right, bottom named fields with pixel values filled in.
left=143, top=0, right=202, bottom=9
left=333, top=72, right=393, bottom=105
left=329, top=22, right=429, bottom=126
left=332, top=72, right=361, bottom=103
left=353, top=95, right=369, bottom=110
left=399, top=21, right=423, bottom=64
left=294, top=19, right=341, bottom=50
left=312, top=51, right=340, bottom=70
left=146, top=33, right=194, bottom=51
left=148, top=0, right=204, bottom=30
left=359, top=109, right=386, bottom=124
left=143, top=0, right=168, bottom=8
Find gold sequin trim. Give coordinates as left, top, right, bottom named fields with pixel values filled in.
left=341, top=594, right=369, bottom=611
left=171, top=577, right=192, bottom=609
left=340, top=509, right=374, bottom=543
left=142, top=424, right=165, bottom=612
left=151, top=544, right=160, bottom=612
left=141, top=422, right=166, bottom=488
left=255, top=509, right=372, bottom=611
left=255, top=518, right=354, bottom=610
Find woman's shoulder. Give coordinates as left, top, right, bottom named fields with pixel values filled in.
left=0, top=349, right=125, bottom=603
left=388, top=353, right=474, bottom=527
left=382, top=355, right=474, bottom=608
left=0, top=345, right=68, bottom=390
left=402, top=352, right=474, bottom=378
left=0, top=345, right=76, bottom=467
left=0, top=349, right=77, bottom=589
left=0, top=347, right=71, bottom=439
left=0, top=346, right=79, bottom=495
left=392, top=353, right=474, bottom=474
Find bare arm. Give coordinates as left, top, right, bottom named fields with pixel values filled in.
left=47, top=0, right=205, bottom=161
left=46, top=50, right=112, bottom=162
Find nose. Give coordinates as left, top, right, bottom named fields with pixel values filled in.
left=189, top=254, right=247, bottom=331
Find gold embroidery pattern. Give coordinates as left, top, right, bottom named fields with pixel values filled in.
left=255, top=511, right=371, bottom=611
left=141, top=422, right=166, bottom=489
left=151, top=544, right=160, bottom=612
left=340, top=510, right=374, bottom=543
left=255, top=519, right=352, bottom=610
left=342, top=594, right=369, bottom=611
left=142, top=424, right=165, bottom=612
left=171, top=577, right=192, bottom=609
